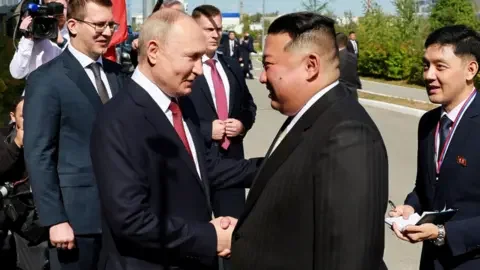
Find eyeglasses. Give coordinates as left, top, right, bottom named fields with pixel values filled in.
left=73, top=18, right=119, bottom=33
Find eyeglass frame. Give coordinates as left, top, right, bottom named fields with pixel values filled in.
left=72, top=18, right=119, bottom=33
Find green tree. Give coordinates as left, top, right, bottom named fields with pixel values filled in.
left=302, top=0, right=331, bottom=14
left=241, top=14, right=251, bottom=34
left=250, top=13, right=262, bottom=23
left=429, top=0, right=479, bottom=31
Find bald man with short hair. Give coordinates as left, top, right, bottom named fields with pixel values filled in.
left=90, top=10, right=261, bottom=270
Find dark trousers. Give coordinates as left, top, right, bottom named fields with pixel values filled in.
left=48, top=235, right=101, bottom=270
left=14, top=233, right=48, bottom=270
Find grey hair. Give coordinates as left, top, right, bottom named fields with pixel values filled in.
left=138, top=9, right=184, bottom=59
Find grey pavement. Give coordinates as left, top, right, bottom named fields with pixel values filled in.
left=242, top=74, right=423, bottom=269
left=361, top=79, right=431, bottom=103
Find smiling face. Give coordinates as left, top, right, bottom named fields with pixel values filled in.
left=149, top=18, right=206, bottom=97
left=423, top=44, right=478, bottom=110
left=259, top=33, right=311, bottom=116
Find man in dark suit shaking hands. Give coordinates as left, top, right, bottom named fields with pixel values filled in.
left=23, top=0, right=126, bottom=269
left=90, top=10, right=261, bottom=270
left=230, top=12, right=389, bottom=270
left=389, top=25, right=480, bottom=270
left=189, top=4, right=257, bottom=230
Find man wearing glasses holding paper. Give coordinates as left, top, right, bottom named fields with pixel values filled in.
left=23, top=0, right=126, bottom=269
left=389, top=25, right=480, bottom=270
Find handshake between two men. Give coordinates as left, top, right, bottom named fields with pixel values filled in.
left=210, top=216, right=238, bottom=258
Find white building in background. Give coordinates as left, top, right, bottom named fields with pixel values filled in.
left=132, top=14, right=144, bottom=26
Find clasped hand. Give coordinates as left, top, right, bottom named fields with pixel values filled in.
left=212, top=119, right=244, bottom=140
left=388, top=205, right=440, bottom=243
left=210, top=216, right=237, bottom=258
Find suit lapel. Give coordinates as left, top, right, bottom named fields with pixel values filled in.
left=197, top=76, right=217, bottom=114
left=63, top=50, right=102, bottom=111
left=440, top=92, right=480, bottom=174
left=218, top=56, right=238, bottom=115
left=103, top=59, right=119, bottom=96
left=127, top=81, right=208, bottom=197
left=237, top=84, right=349, bottom=228
left=425, top=111, right=438, bottom=188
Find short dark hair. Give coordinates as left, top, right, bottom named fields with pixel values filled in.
left=336, top=32, right=348, bottom=47
left=67, top=0, right=112, bottom=20
left=228, top=31, right=235, bottom=35
left=349, top=31, right=355, bottom=35
left=267, top=12, right=337, bottom=53
left=191, top=4, right=221, bottom=19
left=152, top=0, right=163, bottom=13
left=11, top=96, right=24, bottom=113
left=425, top=25, right=480, bottom=64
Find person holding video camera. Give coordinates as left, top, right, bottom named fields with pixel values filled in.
left=9, top=0, right=69, bottom=80
left=0, top=97, right=49, bottom=270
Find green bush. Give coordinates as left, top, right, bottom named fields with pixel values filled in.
left=347, top=0, right=479, bottom=88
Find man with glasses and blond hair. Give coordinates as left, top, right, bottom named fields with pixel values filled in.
left=23, top=0, right=126, bottom=269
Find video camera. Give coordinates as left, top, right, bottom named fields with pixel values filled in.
left=6, top=0, right=65, bottom=40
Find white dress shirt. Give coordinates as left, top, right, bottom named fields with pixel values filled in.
left=68, top=45, right=113, bottom=98
left=229, top=39, right=235, bottom=56
left=10, top=25, right=70, bottom=80
left=270, top=81, right=340, bottom=154
left=131, top=68, right=202, bottom=178
left=202, top=53, right=230, bottom=111
left=350, top=40, right=358, bottom=54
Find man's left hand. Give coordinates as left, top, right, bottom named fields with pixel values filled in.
left=402, top=223, right=440, bottom=243
left=225, top=119, right=244, bottom=137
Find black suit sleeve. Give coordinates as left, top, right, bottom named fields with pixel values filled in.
left=23, top=71, right=69, bottom=227
left=314, top=121, right=388, bottom=270
left=238, top=74, right=256, bottom=134
left=404, top=115, right=426, bottom=213
left=90, top=119, right=217, bottom=260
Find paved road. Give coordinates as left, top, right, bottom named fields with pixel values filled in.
left=361, top=79, right=430, bottom=103
left=242, top=73, right=423, bottom=269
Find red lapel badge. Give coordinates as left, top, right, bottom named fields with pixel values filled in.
left=457, top=156, right=467, bottom=167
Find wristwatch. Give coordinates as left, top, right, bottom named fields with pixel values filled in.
left=433, top=225, right=445, bottom=246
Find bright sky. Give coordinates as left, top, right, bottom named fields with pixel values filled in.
left=129, top=0, right=396, bottom=17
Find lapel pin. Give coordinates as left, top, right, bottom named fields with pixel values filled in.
left=457, top=156, right=467, bottom=167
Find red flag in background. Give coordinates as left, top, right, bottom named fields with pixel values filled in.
left=104, top=0, right=128, bottom=62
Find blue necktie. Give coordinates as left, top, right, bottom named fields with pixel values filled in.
left=438, top=115, right=453, bottom=161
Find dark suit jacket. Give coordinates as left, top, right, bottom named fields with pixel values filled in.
left=231, top=83, right=389, bottom=270
left=90, top=79, right=261, bottom=270
left=223, top=39, right=240, bottom=59
left=347, top=39, right=359, bottom=57
left=190, top=54, right=256, bottom=159
left=405, top=92, right=480, bottom=269
left=339, top=49, right=362, bottom=91
left=23, top=48, right=125, bottom=235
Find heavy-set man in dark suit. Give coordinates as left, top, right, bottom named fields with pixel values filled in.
left=190, top=5, right=257, bottom=222
left=336, top=32, right=361, bottom=96
left=23, top=0, right=125, bottom=269
left=389, top=25, right=480, bottom=270
left=90, top=10, right=261, bottom=270
left=230, top=12, right=389, bottom=270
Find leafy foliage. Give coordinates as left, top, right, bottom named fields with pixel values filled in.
left=345, top=0, right=479, bottom=87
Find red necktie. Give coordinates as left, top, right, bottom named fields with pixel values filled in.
left=205, top=59, right=230, bottom=149
left=169, top=99, right=193, bottom=158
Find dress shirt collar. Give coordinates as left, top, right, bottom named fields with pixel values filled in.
left=68, top=44, right=103, bottom=69
left=60, top=25, right=70, bottom=40
left=284, top=80, right=339, bottom=134
left=202, top=52, right=219, bottom=64
left=131, top=68, right=172, bottom=114
left=441, top=88, right=474, bottom=121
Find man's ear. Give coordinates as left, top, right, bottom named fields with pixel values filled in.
left=305, top=53, right=320, bottom=81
